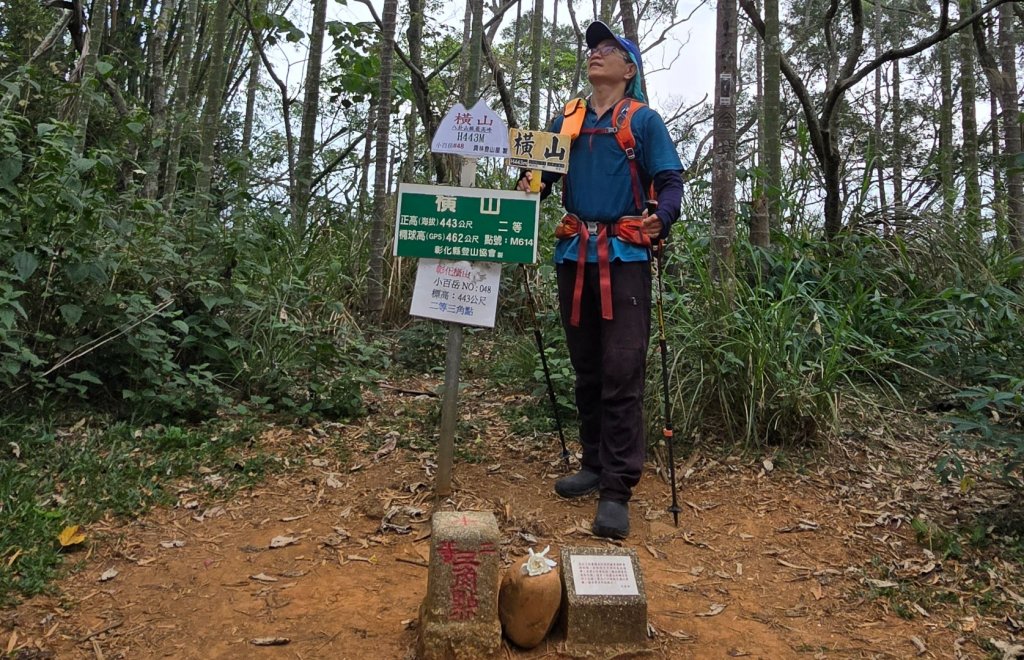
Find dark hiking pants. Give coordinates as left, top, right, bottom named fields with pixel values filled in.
left=557, top=259, right=651, bottom=502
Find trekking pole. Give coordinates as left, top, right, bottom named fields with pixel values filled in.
left=520, top=265, right=572, bottom=471
left=654, top=232, right=682, bottom=527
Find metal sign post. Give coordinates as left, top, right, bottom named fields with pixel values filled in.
left=435, top=158, right=477, bottom=499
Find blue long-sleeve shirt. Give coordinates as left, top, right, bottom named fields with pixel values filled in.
left=536, top=100, right=684, bottom=263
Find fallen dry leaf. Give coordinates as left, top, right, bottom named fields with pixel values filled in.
left=990, top=639, right=1024, bottom=660
left=250, top=637, right=290, bottom=646
left=159, top=540, right=185, bottom=549
left=250, top=573, right=278, bottom=583
left=777, top=558, right=813, bottom=571
left=98, top=568, right=119, bottom=582
left=346, top=554, right=378, bottom=564
left=269, top=535, right=299, bottom=549
left=58, top=525, right=86, bottom=548
left=695, top=603, right=727, bottom=617
left=373, top=434, right=398, bottom=461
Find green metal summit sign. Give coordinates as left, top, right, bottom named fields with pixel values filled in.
left=393, top=184, right=540, bottom=265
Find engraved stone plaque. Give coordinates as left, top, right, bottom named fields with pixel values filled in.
left=570, top=554, right=639, bottom=596
left=559, top=546, right=648, bottom=652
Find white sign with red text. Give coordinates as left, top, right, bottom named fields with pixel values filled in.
left=431, top=101, right=510, bottom=159
left=410, top=258, right=502, bottom=328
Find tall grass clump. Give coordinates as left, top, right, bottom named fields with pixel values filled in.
left=652, top=221, right=1023, bottom=467
left=653, top=232, right=886, bottom=447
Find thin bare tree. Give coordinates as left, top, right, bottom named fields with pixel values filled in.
left=365, top=0, right=398, bottom=319
left=712, top=0, right=738, bottom=288
left=291, top=0, right=329, bottom=236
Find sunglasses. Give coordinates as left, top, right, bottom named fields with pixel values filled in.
left=586, top=44, right=630, bottom=61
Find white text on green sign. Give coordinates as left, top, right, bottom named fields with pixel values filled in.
left=393, top=184, right=540, bottom=265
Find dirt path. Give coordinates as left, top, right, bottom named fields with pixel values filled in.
left=4, top=384, right=1021, bottom=659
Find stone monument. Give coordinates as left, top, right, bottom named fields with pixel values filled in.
left=418, top=511, right=502, bottom=660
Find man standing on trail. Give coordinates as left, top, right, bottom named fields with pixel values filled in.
left=517, top=21, right=684, bottom=539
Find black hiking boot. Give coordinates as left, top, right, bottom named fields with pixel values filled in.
left=554, top=469, right=600, bottom=499
left=591, top=499, right=630, bottom=539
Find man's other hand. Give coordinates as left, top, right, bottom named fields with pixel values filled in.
left=641, top=209, right=663, bottom=238
left=516, top=171, right=546, bottom=193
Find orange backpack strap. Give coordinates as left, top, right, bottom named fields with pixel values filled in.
left=560, top=97, right=587, bottom=140
left=611, top=98, right=648, bottom=210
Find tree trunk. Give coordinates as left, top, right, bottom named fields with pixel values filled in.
left=142, top=0, right=176, bottom=199
left=291, top=0, right=328, bottom=237
left=938, top=39, right=955, bottom=222
left=891, top=59, right=904, bottom=234
left=756, top=0, right=779, bottom=246
left=711, top=0, right=737, bottom=289
left=240, top=9, right=261, bottom=193
left=458, top=0, right=472, bottom=96
left=822, top=142, right=843, bottom=237
left=619, top=0, right=641, bottom=98
left=751, top=12, right=769, bottom=248
left=357, top=100, right=376, bottom=220
left=566, top=0, right=584, bottom=97
left=872, top=4, right=887, bottom=215
left=482, top=35, right=518, bottom=128
left=991, top=77, right=1003, bottom=232
left=73, top=0, right=109, bottom=155
left=529, top=0, right=544, bottom=129
left=959, top=0, right=981, bottom=239
left=163, top=0, right=199, bottom=209
left=407, top=0, right=447, bottom=183
left=365, top=0, right=398, bottom=320
left=998, top=3, right=1023, bottom=249
left=464, top=0, right=483, bottom=104
left=547, top=0, right=558, bottom=120
left=196, top=0, right=232, bottom=201
left=512, top=0, right=523, bottom=100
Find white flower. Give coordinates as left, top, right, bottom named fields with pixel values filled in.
left=522, top=545, right=557, bottom=576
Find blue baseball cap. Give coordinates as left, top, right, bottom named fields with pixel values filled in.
left=585, top=21, right=645, bottom=101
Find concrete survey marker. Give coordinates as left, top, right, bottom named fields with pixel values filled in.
left=560, top=546, right=648, bottom=651
left=418, top=511, right=502, bottom=659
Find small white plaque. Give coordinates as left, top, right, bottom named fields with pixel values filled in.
left=570, top=555, right=639, bottom=596
left=410, top=258, right=501, bottom=328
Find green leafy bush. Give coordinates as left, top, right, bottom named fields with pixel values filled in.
left=0, top=110, right=382, bottom=422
